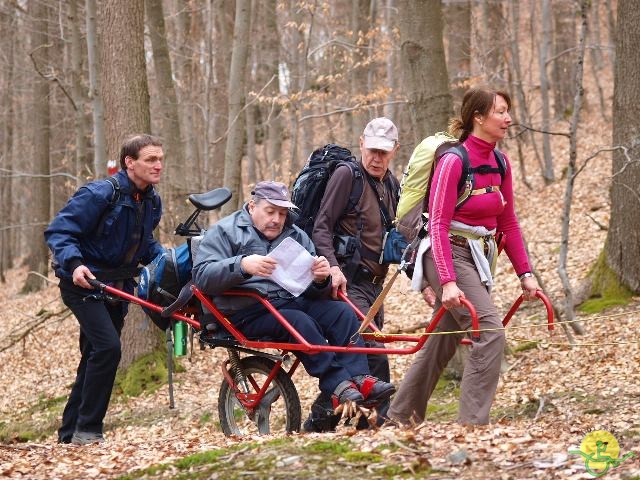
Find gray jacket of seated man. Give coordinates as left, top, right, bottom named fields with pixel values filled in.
left=192, top=203, right=329, bottom=313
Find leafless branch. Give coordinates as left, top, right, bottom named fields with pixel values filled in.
left=510, top=122, right=571, bottom=138
left=28, top=44, right=77, bottom=111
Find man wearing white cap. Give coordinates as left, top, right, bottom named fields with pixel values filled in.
left=309, top=117, right=401, bottom=430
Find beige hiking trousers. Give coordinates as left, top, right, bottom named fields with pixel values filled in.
left=388, top=244, right=506, bottom=425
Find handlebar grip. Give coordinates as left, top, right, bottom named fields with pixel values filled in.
left=86, top=277, right=105, bottom=289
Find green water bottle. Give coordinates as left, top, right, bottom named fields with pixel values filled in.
left=173, top=321, right=187, bottom=357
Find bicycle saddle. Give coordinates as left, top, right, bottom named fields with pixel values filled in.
left=188, top=187, right=232, bottom=211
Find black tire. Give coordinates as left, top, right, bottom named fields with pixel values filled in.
left=218, top=355, right=301, bottom=436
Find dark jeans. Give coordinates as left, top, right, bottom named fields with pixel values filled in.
left=58, top=279, right=125, bottom=442
left=231, top=296, right=369, bottom=394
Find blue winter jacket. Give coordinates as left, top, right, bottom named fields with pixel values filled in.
left=44, top=169, right=164, bottom=292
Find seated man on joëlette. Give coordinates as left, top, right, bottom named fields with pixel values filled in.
left=192, top=181, right=395, bottom=410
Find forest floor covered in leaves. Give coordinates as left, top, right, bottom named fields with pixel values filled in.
left=1, top=114, right=640, bottom=479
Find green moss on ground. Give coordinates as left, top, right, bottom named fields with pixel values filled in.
left=116, top=436, right=434, bottom=480
left=580, top=251, right=633, bottom=313
left=0, top=347, right=177, bottom=443
left=0, top=394, right=67, bottom=442
left=114, top=348, right=181, bottom=398
left=425, top=376, right=460, bottom=421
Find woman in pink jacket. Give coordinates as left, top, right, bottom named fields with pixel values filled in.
left=388, top=85, right=541, bottom=425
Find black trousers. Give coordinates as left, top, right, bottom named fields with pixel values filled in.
left=57, top=279, right=125, bottom=442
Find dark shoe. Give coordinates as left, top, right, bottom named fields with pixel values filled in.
left=352, top=375, right=395, bottom=407
left=71, top=431, right=104, bottom=445
left=331, top=380, right=364, bottom=408
left=303, top=397, right=342, bottom=433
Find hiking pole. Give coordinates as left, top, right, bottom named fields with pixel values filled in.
left=356, top=235, right=421, bottom=335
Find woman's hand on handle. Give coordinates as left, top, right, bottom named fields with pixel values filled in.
left=521, top=276, right=541, bottom=301
left=421, top=285, right=436, bottom=307
left=441, top=281, right=465, bottom=309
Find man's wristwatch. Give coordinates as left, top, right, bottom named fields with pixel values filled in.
left=519, top=272, right=533, bottom=281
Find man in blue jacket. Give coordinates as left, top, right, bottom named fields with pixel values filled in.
left=45, top=134, right=165, bottom=445
left=192, top=181, right=395, bottom=419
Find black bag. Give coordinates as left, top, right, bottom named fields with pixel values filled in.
left=290, top=144, right=363, bottom=237
left=138, top=242, right=194, bottom=330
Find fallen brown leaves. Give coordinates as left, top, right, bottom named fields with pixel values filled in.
left=2, top=80, right=640, bottom=480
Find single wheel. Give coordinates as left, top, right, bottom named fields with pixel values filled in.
left=218, top=355, right=301, bottom=436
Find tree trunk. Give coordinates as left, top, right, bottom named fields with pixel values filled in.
left=222, top=0, right=251, bottom=214
left=558, top=0, right=588, bottom=328
left=69, top=0, right=90, bottom=184
left=538, top=0, right=555, bottom=184
left=399, top=0, right=453, bottom=143
left=146, top=0, right=187, bottom=229
left=86, top=0, right=107, bottom=177
left=443, top=0, right=471, bottom=108
left=0, top=16, right=16, bottom=282
left=259, top=0, right=283, bottom=182
left=348, top=0, right=371, bottom=140
left=606, top=0, right=640, bottom=292
left=506, top=0, right=537, bottom=190
left=97, top=0, right=160, bottom=367
left=171, top=0, right=201, bottom=191
left=479, top=1, right=506, bottom=86
left=98, top=0, right=150, bottom=160
left=551, top=0, right=577, bottom=120
left=22, top=0, right=52, bottom=293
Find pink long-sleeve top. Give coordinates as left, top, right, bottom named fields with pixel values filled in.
left=428, top=134, right=531, bottom=285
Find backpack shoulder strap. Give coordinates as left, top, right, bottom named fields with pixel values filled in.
left=493, top=148, right=507, bottom=182
left=441, top=145, right=477, bottom=209
left=343, top=161, right=364, bottom=213
left=96, top=176, right=121, bottom=236
left=105, top=175, right=121, bottom=206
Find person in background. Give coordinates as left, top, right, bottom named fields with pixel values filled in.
left=387, top=86, right=542, bottom=426
left=45, top=134, right=165, bottom=445
left=310, top=117, right=401, bottom=430
left=192, top=181, right=396, bottom=419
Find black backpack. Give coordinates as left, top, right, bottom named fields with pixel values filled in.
left=290, top=144, right=364, bottom=237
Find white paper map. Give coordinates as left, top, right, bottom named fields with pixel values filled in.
left=267, top=237, right=315, bottom=296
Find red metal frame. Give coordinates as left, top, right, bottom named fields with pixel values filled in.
left=220, top=357, right=285, bottom=409
left=96, top=281, right=553, bottom=353
left=94, top=280, right=554, bottom=424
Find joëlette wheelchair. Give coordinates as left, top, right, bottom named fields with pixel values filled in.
left=88, top=187, right=554, bottom=437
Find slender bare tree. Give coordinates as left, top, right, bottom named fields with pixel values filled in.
left=0, top=10, right=16, bottom=282
left=146, top=0, right=186, bottom=229
left=69, top=0, right=90, bottom=184
left=22, top=0, right=52, bottom=293
left=551, top=0, right=577, bottom=120
left=443, top=0, right=471, bottom=107
left=538, top=0, right=554, bottom=184
left=222, top=0, right=251, bottom=214
left=86, top=0, right=107, bottom=176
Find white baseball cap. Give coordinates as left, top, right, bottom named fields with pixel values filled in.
left=362, top=117, right=398, bottom=151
